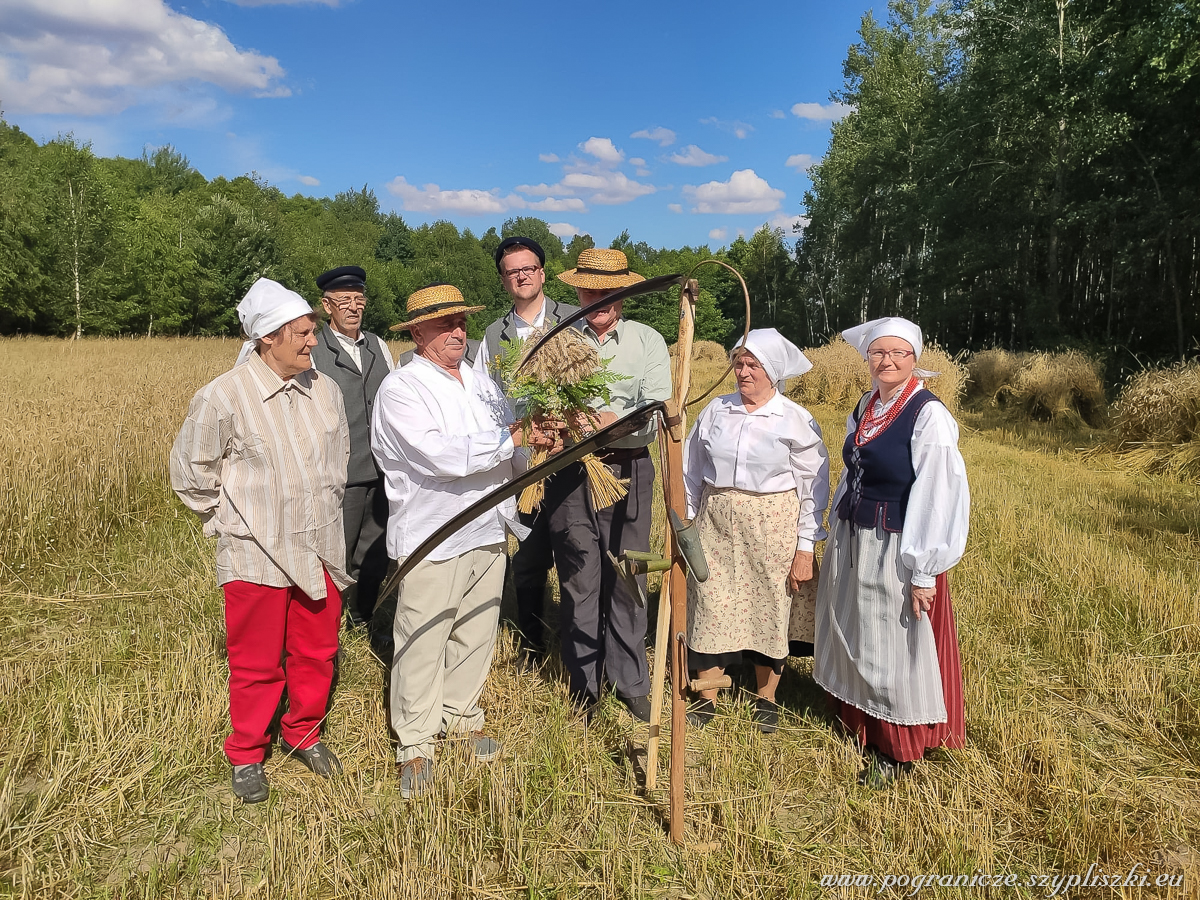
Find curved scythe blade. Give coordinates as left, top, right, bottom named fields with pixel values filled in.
left=376, top=400, right=667, bottom=603
left=515, top=273, right=685, bottom=376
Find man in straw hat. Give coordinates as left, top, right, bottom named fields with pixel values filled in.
left=309, top=265, right=394, bottom=630
left=481, top=236, right=581, bottom=672
left=372, top=283, right=546, bottom=798
left=548, top=247, right=672, bottom=722
left=170, top=278, right=352, bottom=804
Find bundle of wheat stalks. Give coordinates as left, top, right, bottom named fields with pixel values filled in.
left=495, top=327, right=628, bottom=513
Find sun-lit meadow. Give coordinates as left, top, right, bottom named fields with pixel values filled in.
left=0, top=336, right=1197, bottom=898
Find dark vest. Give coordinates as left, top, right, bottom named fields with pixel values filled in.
left=311, top=327, right=389, bottom=485
left=836, top=388, right=941, bottom=533
left=483, top=297, right=581, bottom=363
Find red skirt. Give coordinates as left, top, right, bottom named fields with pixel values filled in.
left=831, top=572, right=965, bottom=763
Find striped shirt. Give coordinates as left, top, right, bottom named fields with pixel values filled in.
left=169, top=351, right=352, bottom=601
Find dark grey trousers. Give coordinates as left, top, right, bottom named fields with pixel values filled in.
left=511, top=507, right=552, bottom=653
left=342, top=480, right=389, bottom=624
left=546, top=451, right=654, bottom=702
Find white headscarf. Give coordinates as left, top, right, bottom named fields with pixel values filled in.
left=234, top=278, right=315, bottom=367
left=841, top=316, right=939, bottom=378
left=733, top=328, right=813, bottom=388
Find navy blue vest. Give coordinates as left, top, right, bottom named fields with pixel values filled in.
left=836, top=389, right=941, bottom=533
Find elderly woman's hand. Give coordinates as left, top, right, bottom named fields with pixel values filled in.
left=911, top=585, right=935, bottom=619
left=787, top=550, right=814, bottom=593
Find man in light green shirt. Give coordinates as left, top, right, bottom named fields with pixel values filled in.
left=543, top=248, right=672, bottom=722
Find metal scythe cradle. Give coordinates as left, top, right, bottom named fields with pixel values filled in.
left=377, top=265, right=751, bottom=845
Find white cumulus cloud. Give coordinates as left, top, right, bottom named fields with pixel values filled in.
left=666, top=144, right=728, bottom=167
left=538, top=152, right=560, bottom=163
left=791, top=101, right=853, bottom=122
left=547, top=222, right=582, bottom=239
left=683, top=169, right=785, bottom=215
left=785, top=153, right=821, bottom=172
left=297, top=174, right=320, bottom=186
left=631, top=127, right=676, bottom=147
left=769, top=109, right=786, bottom=119
left=387, top=176, right=586, bottom=215
left=0, top=0, right=288, bottom=115
left=769, top=213, right=809, bottom=234
left=668, top=203, right=683, bottom=214
left=709, top=227, right=728, bottom=241
left=579, top=136, right=623, bottom=165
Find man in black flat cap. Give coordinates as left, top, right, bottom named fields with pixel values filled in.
left=479, top=237, right=580, bottom=670
left=310, top=265, right=394, bottom=627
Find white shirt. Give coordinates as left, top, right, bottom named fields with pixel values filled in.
left=332, top=329, right=394, bottom=373
left=371, top=355, right=526, bottom=562
left=475, top=300, right=547, bottom=372
left=683, top=390, right=831, bottom=552
left=830, top=382, right=970, bottom=587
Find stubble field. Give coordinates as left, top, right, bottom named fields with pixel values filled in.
left=0, top=337, right=1197, bottom=899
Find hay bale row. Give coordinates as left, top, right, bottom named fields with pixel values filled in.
left=966, top=349, right=1108, bottom=427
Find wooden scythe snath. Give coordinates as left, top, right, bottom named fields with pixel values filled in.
left=377, top=263, right=750, bottom=845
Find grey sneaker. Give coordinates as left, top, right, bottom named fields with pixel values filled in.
left=231, top=763, right=269, bottom=803
left=398, top=757, right=434, bottom=799
left=470, top=732, right=502, bottom=762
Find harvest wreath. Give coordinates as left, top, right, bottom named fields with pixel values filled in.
left=492, top=326, right=629, bottom=513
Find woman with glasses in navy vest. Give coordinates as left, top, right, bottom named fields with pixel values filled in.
left=813, top=317, right=970, bottom=787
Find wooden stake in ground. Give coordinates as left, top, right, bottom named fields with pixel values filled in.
left=656, top=278, right=698, bottom=844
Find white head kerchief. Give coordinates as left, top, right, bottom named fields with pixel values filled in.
left=234, top=278, right=314, bottom=367
left=733, top=328, right=813, bottom=387
left=841, top=316, right=939, bottom=378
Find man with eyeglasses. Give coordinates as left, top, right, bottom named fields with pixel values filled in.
left=310, top=265, right=394, bottom=628
left=480, top=237, right=579, bottom=671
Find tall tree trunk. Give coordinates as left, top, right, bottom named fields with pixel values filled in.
left=69, top=179, right=83, bottom=341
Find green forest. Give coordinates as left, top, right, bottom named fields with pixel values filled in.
left=0, top=0, right=1196, bottom=375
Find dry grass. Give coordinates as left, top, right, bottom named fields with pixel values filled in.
left=967, top=349, right=1108, bottom=428
left=0, top=337, right=1198, bottom=898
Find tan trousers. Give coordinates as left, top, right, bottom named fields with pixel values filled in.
left=390, top=544, right=505, bottom=764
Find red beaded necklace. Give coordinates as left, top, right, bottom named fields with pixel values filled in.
left=855, top=376, right=919, bottom=446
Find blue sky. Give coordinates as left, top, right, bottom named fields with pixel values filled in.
left=0, top=0, right=870, bottom=250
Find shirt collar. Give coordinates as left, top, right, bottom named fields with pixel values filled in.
left=511, top=299, right=546, bottom=330
left=732, top=389, right=783, bottom=416
left=585, top=317, right=625, bottom=344
left=332, top=329, right=367, bottom=348
left=411, top=352, right=470, bottom=385
left=247, top=349, right=314, bottom=400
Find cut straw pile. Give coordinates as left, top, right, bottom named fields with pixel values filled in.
left=966, top=349, right=1107, bottom=427
left=501, top=327, right=628, bottom=512
left=1110, top=360, right=1200, bottom=480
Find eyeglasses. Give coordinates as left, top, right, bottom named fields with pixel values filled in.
left=867, top=349, right=915, bottom=362
left=329, top=295, right=366, bottom=309
left=502, top=265, right=542, bottom=280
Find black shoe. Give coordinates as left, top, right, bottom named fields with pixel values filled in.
left=231, top=763, right=269, bottom=803
left=686, top=697, right=716, bottom=727
left=279, top=739, right=343, bottom=777
left=754, top=697, right=780, bottom=734
left=617, top=693, right=652, bottom=723
left=857, top=748, right=913, bottom=788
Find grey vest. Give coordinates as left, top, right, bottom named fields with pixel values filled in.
left=311, top=327, right=389, bottom=486
left=482, top=297, right=582, bottom=363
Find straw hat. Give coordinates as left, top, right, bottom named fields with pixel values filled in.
left=390, top=283, right=485, bottom=332
left=556, top=248, right=645, bottom=290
